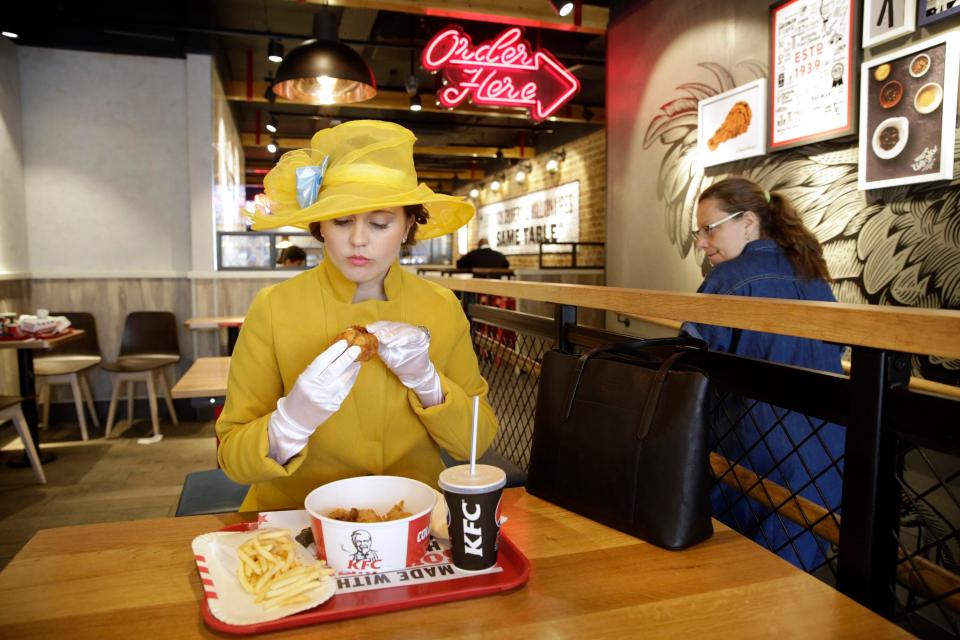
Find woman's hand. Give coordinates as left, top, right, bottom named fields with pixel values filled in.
left=367, top=320, right=444, bottom=407
left=268, top=339, right=361, bottom=463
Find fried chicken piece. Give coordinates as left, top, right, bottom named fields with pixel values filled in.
left=333, top=325, right=378, bottom=361
left=295, top=526, right=315, bottom=548
left=326, top=501, right=413, bottom=522
left=383, top=500, right=412, bottom=521
left=708, top=101, right=752, bottom=151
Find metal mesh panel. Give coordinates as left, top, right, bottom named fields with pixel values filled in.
left=470, top=317, right=551, bottom=472
left=893, top=446, right=960, bottom=637
left=707, top=389, right=844, bottom=577
left=462, top=298, right=960, bottom=638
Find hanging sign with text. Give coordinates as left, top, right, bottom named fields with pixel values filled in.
left=421, top=26, right=580, bottom=122
left=477, top=181, right=580, bottom=255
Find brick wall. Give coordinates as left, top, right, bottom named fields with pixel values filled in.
left=458, top=129, right=606, bottom=269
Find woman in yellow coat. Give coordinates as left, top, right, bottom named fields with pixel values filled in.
left=216, top=120, right=499, bottom=511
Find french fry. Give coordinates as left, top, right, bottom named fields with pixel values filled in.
left=232, top=529, right=331, bottom=611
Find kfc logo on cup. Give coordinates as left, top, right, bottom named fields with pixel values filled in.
left=461, top=500, right=484, bottom=556
left=305, top=476, right=437, bottom=574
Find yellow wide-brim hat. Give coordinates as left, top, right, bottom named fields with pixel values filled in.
left=251, top=120, right=475, bottom=240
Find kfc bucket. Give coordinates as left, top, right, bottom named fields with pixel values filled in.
left=304, top=476, right=436, bottom=574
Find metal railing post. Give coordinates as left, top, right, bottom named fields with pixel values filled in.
left=837, top=347, right=910, bottom=616
left=554, top=304, right=577, bottom=353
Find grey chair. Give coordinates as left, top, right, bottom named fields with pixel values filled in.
left=0, top=396, right=46, bottom=484
left=34, top=311, right=101, bottom=440
left=102, top=311, right=180, bottom=443
left=175, top=469, right=249, bottom=516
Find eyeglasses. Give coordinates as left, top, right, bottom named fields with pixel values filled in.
left=691, top=210, right=745, bottom=241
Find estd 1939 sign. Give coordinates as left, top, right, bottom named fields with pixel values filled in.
left=421, top=26, right=580, bottom=122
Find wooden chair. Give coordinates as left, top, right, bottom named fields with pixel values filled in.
left=0, top=396, right=46, bottom=484
left=102, top=311, right=180, bottom=444
left=34, top=312, right=101, bottom=440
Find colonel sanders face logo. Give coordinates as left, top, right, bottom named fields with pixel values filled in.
left=349, top=529, right=379, bottom=562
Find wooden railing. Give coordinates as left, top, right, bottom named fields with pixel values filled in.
left=425, top=277, right=960, bottom=358
left=431, top=275, right=960, bottom=627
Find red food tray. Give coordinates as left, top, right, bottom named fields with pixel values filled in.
left=200, top=523, right=530, bottom=635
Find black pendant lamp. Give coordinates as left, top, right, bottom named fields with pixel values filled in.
left=272, top=10, right=376, bottom=105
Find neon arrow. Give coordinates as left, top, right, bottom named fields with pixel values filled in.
left=422, top=27, right=580, bottom=122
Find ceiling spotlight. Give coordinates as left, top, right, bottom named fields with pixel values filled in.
left=409, top=94, right=422, bottom=112
left=545, top=149, right=566, bottom=174
left=267, top=39, right=284, bottom=63
left=489, top=178, right=501, bottom=192
left=469, top=187, right=480, bottom=199
left=549, top=1, right=575, bottom=17
left=272, top=9, right=376, bottom=105
left=1, top=31, right=18, bottom=39
left=514, top=162, right=532, bottom=184
left=265, top=116, right=279, bottom=133
left=267, top=138, right=278, bottom=154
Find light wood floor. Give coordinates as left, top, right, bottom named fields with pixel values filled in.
left=0, top=413, right=218, bottom=570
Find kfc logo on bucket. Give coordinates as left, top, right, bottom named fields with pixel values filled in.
left=305, top=476, right=437, bottom=574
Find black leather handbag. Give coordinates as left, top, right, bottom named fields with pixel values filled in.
left=527, top=337, right=714, bottom=550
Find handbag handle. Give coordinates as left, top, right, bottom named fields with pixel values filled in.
left=561, top=336, right=706, bottom=425
left=586, top=336, right=707, bottom=357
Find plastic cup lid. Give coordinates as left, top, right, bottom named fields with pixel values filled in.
left=438, top=464, right=506, bottom=494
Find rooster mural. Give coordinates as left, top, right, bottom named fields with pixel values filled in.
left=643, top=61, right=960, bottom=384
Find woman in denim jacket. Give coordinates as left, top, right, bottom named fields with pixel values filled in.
left=682, top=177, right=844, bottom=572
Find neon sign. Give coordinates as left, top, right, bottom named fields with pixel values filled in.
left=422, top=26, right=580, bottom=122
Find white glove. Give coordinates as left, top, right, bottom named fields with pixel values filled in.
left=268, top=340, right=362, bottom=464
left=366, top=320, right=444, bottom=407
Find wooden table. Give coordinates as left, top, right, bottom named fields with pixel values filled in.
left=171, top=357, right=230, bottom=400
left=171, top=357, right=229, bottom=414
left=185, top=316, right=245, bottom=355
left=0, top=488, right=910, bottom=639
left=0, top=330, right=84, bottom=466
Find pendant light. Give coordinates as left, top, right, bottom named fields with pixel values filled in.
left=272, top=9, right=376, bottom=105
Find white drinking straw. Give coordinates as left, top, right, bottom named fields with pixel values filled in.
left=470, top=395, right=480, bottom=476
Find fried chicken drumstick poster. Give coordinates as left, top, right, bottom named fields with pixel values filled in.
left=697, top=78, right=768, bottom=168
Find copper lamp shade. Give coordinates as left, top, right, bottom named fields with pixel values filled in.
left=272, top=12, right=376, bottom=105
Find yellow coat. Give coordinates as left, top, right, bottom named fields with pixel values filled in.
left=216, top=259, right=499, bottom=512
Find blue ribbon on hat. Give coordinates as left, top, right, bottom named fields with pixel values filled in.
left=295, top=156, right=330, bottom=209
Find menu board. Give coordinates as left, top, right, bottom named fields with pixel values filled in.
left=476, top=181, right=580, bottom=256
left=769, top=0, right=859, bottom=150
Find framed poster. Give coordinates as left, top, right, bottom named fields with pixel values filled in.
left=476, top=181, right=579, bottom=255
left=858, top=32, right=959, bottom=189
left=863, top=0, right=917, bottom=48
left=769, top=0, right=859, bottom=151
left=698, top=79, right=768, bottom=168
left=917, top=0, right=960, bottom=26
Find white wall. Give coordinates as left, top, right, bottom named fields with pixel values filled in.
left=607, top=0, right=771, bottom=295
left=19, top=47, right=191, bottom=276
left=0, top=38, right=28, bottom=275
left=187, top=53, right=216, bottom=274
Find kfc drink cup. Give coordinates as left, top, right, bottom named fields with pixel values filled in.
left=438, top=464, right=506, bottom=572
